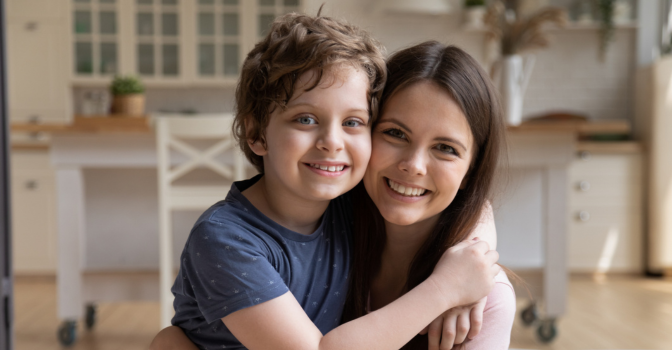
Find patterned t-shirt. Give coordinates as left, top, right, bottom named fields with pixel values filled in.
left=171, top=175, right=353, bottom=349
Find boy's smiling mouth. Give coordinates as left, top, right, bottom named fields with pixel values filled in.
left=304, top=162, right=350, bottom=176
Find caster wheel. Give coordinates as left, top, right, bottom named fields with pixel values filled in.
left=536, top=319, right=557, bottom=343
left=520, top=303, right=538, bottom=327
left=85, top=304, right=97, bottom=330
left=57, top=320, right=77, bottom=346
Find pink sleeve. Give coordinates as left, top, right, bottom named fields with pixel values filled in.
left=463, top=271, right=516, bottom=350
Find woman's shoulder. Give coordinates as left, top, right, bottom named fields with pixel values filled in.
left=484, top=271, right=516, bottom=312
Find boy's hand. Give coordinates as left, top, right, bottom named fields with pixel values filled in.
left=427, top=238, right=500, bottom=308
left=420, top=297, right=487, bottom=350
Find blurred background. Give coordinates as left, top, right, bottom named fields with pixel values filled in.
left=4, top=0, right=672, bottom=349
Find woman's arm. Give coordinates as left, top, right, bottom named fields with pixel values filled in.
left=463, top=272, right=516, bottom=350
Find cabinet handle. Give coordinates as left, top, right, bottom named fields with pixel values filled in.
left=577, top=181, right=591, bottom=192
left=28, top=115, right=40, bottom=124
left=577, top=211, right=590, bottom=222
left=25, top=180, right=38, bottom=190
left=578, top=151, right=591, bottom=160
left=25, top=22, right=38, bottom=31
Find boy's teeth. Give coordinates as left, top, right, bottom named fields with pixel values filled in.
left=310, top=164, right=345, bottom=172
left=387, top=178, right=426, bottom=197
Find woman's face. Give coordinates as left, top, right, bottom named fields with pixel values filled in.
left=363, top=81, right=475, bottom=227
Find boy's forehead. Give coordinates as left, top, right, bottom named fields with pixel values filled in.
left=293, top=65, right=365, bottom=98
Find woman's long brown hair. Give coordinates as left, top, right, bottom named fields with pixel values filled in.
left=342, top=41, right=508, bottom=349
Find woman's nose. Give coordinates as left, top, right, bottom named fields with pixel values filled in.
left=398, top=149, right=427, bottom=176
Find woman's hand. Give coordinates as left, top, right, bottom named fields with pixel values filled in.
left=149, top=326, right=199, bottom=350
left=421, top=297, right=487, bottom=350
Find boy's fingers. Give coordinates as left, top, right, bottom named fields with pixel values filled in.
left=485, top=249, right=500, bottom=265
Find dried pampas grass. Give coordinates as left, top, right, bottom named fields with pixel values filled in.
left=485, top=0, right=568, bottom=56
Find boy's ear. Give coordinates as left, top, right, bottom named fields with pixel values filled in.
left=244, top=116, right=268, bottom=156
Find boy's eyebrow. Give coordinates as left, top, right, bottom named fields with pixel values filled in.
left=382, top=118, right=468, bottom=152
left=286, top=102, right=369, bottom=115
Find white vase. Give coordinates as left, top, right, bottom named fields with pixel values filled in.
left=463, top=6, right=486, bottom=28
left=497, top=55, right=535, bottom=126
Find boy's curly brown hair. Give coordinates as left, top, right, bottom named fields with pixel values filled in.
left=232, top=11, right=387, bottom=173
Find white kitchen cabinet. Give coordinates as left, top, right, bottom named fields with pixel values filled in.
left=69, top=0, right=302, bottom=86
left=7, top=1, right=71, bottom=124
left=568, top=144, right=643, bottom=273
left=11, top=149, right=58, bottom=274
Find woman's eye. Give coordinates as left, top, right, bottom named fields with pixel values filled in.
left=343, top=119, right=363, bottom=127
left=383, top=128, right=406, bottom=139
left=436, top=143, right=457, bottom=155
left=297, top=116, right=316, bottom=125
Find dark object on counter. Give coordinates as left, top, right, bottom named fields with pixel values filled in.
left=527, top=112, right=588, bottom=122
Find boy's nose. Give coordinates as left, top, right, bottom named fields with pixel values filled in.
left=316, top=124, right=344, bottom=153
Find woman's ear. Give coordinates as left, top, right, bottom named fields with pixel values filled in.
left=244, top=117, right=267, bottom=156
left=459, top=175, right=468, bottom=190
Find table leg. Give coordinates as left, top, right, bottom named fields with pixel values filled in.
left=544, top=166, right=568, bottom=318
left=56, top=167, right=85, bottom=320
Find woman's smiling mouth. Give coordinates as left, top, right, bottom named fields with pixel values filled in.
left=385, top=178, right=429, bottom=197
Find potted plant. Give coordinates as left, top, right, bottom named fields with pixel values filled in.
left=110, top=75, right=145, bottom=116
left=464, top=0, right=487, bottom=28
left=484, top=0, right=567, bottom=125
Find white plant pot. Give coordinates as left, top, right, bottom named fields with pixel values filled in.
left=498, top=55, right=536, bottom=126
left=463, top=6, right=486, bottom=28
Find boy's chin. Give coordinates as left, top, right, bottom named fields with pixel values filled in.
left=304, top=183, right=356, bottom=201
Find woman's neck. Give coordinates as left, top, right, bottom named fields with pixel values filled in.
left=370, top=216, right=439, bottom=310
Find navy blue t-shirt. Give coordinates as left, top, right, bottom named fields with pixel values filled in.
left=171, top=175, right=353, bottom=349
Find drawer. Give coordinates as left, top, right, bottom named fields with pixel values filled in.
left=569, top=176, right=642, bottom=207
left=10, top=149, right=54, bottom=172
left=570, top=153, right=641, bottom=180
left=568, top=205, right=643, bottom=272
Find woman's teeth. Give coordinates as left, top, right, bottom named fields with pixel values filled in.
left=387, top=179, right=426, bottom=197
left=310, top=164, right=345, bottom=172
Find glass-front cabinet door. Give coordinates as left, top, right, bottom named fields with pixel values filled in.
left=195, top=0, right=241, bottom=80
left=69, top=0, right=303, bottom=86
left=136, top=0, right=183, bottom=80
left=257, top=0, right=300, bottom=39
left=72, top=0, right=120, bottom=78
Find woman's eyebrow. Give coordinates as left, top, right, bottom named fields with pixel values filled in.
left=381, top=118, right=412, bottom=134
left=435, top=137, right=468, bottom=153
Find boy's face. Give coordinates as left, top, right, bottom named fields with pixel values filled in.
left=250, top=66, right=372, bottom=202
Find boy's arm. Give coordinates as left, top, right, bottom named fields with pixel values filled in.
left=149, top=326, right=198, bottom=350
left=223, top=239, right=500, bottom=350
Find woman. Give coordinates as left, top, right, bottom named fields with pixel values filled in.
left=343, top=41, right=515, bottom=349
left=150, top=41, right=513, bottom=349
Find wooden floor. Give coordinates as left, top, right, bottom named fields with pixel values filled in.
left=14, top=275, right=672, bottom=350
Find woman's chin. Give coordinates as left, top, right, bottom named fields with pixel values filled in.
left=379, top=210, right=420, bottom=227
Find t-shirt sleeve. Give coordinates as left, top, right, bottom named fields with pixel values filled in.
left=464, top=272, right=516, bottom=350
left=178, top=219, right=289, bottom=323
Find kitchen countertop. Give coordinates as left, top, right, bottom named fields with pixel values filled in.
left=12, top=116, right=630, bottom=135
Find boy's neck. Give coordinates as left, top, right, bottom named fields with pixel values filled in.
left=242, top=175, right=330, bottom=235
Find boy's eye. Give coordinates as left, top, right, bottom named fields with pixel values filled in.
left=383, top=128, right=406, bottom=139
left=343, top=119, right=363, bottom=127
left=297, top=116, right=317, bottom=125
left=436, top=143, right=457, bottom=155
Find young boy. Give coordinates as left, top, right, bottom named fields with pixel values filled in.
left=164, top=12, right=499, bottom=350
